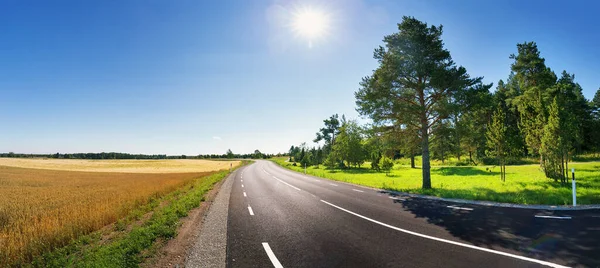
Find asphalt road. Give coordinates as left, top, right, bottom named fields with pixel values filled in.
left=226, top=160, right=600, bottom=268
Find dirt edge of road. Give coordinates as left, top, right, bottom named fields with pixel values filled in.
left=141, top=175, right=228, bottom=268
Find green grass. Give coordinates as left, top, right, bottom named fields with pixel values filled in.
left=29, top=161, right=250, bottom=268
left=272, top=157, right=600, bottom=205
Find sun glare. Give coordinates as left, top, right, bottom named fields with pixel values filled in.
left=291, top=6, right=330, bottom=47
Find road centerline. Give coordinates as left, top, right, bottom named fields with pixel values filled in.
left=248, top=206, right=254, bottom=216
left=271, top=176, right=301, bottom=191
left=352, top=189, right=364, bottom=193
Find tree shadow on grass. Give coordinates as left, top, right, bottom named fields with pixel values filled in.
left=528, top=180, right=600, bottom=204
left=432, top=167, right=499, bottom=176
left=327, top=168, right=381, bottom=175
left=380, top=188, right=600, bottom=267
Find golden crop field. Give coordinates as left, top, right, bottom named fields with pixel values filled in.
left=0, top=159, right=240, bottom=266
left=0, top=158, right=240, bottom=173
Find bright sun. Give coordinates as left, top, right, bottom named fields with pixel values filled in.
left=291, top=7, right=330, bottom=46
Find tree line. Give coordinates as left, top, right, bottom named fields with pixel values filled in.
left=0, top=150, right=280, bottom=160
left=288, top=16, right=600, bottom=189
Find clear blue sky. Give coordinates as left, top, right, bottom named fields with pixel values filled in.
left=1, top=0, right=599, bottom=155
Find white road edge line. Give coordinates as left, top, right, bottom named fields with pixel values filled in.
left=248, top=206, right=254, bottom=216
left=272, top=176, right=301, bottom=191
left=447, top=205, right=474, bottom=211
left=535, top=215, right=572, bottom=220
left=243, top=192, right=247, bottom=197
left=320, top=200, right=568, bottom=268
left=262, top=242, right=284, bottom=268
left=352, top=189, right=364, bottom=193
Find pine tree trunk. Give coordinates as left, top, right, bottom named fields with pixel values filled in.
left=564, top=152, right=569, bottom=184
left=441, top=148, right=445, bottom=165
left=503, top=160, right=506, bottom=182
left=501, top=159, right=503, bottom=182
left=502, top=161, right=504, bottom=182
left=422, top=125, right=432, bottom=189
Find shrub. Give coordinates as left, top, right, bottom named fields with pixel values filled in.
left=380, top=156, right=394, bottom=175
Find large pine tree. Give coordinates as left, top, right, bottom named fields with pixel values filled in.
left=355, top=17, right=481, bottom=189
left=509, top=42, right=557, bottom=166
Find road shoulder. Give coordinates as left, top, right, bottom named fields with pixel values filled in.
left=185, top=169, right=236, bottom=268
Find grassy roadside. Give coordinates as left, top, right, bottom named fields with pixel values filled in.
left=271, top=157, right=600, bottom=205
left=28, top=161, right=249, bottom=268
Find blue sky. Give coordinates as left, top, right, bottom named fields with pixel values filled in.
left=1, top=0, right=599, bottom=155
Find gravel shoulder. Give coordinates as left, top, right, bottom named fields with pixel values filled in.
left=185, top=168, right=238, bottom=267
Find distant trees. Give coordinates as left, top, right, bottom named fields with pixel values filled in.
left=1, top=150, right=281, bottom=160
left=332, top=120, right=366, bottom=168
left=253, top=149, right=264, bottom=159
left=226, top=149, right=234, bottom=159
left=314, top=114, right=342, bottom=155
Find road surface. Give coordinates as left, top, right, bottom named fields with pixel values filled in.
left=226, top=160, right=599, bottom=267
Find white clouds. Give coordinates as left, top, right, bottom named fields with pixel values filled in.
left=213, top=136, right=222, bottom=140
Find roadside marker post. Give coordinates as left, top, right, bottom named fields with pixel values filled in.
left=572, top=168, right=576, bottom=206
left=304, top=163, right=307, bottom=175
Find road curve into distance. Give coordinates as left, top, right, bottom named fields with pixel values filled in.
left=226, top=160, right=599, bottom=267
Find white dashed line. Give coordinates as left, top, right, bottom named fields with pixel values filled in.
left=447, top=205, right=473, bottom=211
left=242, top=184, right=244, bottom=188
left=262, top=242, right=284, bottom=268
left=248, top=206, right=254, bottom=216
left=389, top=196, right=406, bottom=201
left=329, top=183, right=338, bottom=187
left=352, top=189, right=364, bottom=193
left=243, top=192, right=247, bottom=197
left=320, top=200, right=567, bottom=268
left=272, top=176, right=301, bottom=191
left=535, top=215, right=572, bottom=220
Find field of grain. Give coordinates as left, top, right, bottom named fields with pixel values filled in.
left=0, top=159, right=240, bottom=266
left=0, top=158, right=240, bottom=173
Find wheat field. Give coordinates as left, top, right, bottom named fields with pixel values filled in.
left=0, top=158, right=240, bottom=173
left=0, top=159, right=240, bottom=266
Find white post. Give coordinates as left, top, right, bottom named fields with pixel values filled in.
left=304, top=163, right=306, bottom=175
left=572, top=168, right=576, bottom=206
